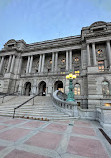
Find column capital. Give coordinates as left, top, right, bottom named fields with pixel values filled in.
left=87, top=43, right=89, bottom=46
left=107, top=40, right=110, bottom=43
left=106, top=40, right=110, bottom=46
left=92, top=42, right=95, bottom=45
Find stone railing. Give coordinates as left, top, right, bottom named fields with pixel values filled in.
left=52, top=90, right=78, bottom=117
left=52, top=90, right=111, bottom=129
left=56, top=90, right=67, bottom=101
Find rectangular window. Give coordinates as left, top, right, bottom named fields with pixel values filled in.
left=98, top=61, right=104, bottom=71
left=74, top=70, right=80, bottom=76
left=93, top=28, right=104, bottom=32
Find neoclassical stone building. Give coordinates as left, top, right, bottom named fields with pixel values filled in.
left=0, top=21, right=111, bottom=109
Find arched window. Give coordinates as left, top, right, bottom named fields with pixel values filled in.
left=49, top=60, right=52, bottom=64
left=97, top=49, right=104, bottom=57
left=61, top=59, right=65, bottom=63
left=74, top=84, right=80, bottom=95
left=98, top=61, right=104, bottom=71
left=102, top=81, right=109, bottom=95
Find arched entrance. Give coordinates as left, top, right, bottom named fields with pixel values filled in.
left=38, top=81, right=46, bottom=96
left=24, top=82, right=31, bottom=96
left=54, top=81, right=64, bottom=92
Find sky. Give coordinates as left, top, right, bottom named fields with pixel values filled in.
left=0, top=0, right=111, bottom=49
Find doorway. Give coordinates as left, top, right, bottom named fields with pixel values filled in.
left=24, top=82, right=31, bottom=96
left=38, top=81, right=46, bottom=96
left=54, top=81, right=64, bottom=92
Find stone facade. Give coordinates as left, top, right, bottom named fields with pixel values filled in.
left=0, top=21, right=111, bottom=109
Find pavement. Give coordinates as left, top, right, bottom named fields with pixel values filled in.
left=0, top=116, right=110, bottom=158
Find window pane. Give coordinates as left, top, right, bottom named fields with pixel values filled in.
left=74, top=84, right=80, bottom=95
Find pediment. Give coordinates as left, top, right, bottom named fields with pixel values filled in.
left=5, top=39, right=16, bottom=46
left=90, top=21, right=106, bottom=28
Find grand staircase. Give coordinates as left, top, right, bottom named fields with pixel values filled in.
left=0, top=96, right=73, bottom=120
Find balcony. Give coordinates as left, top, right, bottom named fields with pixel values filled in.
left=20, top=71, right=69, bottom=78
left=21, top=70, right=81, bottom=78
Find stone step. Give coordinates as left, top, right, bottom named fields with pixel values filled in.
left=0, top=107, right=57, bottom=111
left=0, top=111, right=68, bottom=117
left=0, top=113, right=70, bottom=119
left=0, top=110, right=66, bottom=115
left=0, top=96, right=72, bottom=121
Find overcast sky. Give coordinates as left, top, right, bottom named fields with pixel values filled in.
left=0, top=0, right=111, bottom=49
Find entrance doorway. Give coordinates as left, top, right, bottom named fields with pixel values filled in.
left=38, top=81, right=46, bottom=96
left=24, top=82, right=31, bottom=96
left=54, top=81, right=64, bottom=92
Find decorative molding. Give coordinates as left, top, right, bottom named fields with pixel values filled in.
left=90, top=21, right=106, bottom=28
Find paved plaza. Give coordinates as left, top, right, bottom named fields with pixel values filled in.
left=0, top=116, right=110, bottom=158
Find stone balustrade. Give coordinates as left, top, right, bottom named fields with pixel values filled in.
left=52, top=90, right=111, bottom=129
left=52, top=90, right=78, bottom=117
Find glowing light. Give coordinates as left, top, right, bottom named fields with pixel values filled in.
left=104, top=103, right=111, bottom=107
left=66, top=73, right=76, bottom=79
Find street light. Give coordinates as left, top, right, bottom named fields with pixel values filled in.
left=66, top=72, right=76, bottom=102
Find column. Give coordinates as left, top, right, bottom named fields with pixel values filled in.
left=66, top=50, right=69, bottom=71
left=38, top=54, right=42, bottom=73
left=87, top=44, right=91, bottom=66
left=7, top=55, right=12, bottom=73
left=26, top=56, right=30, bottom=74
left=55, top=52, right=58, bottom=72
left=29, top=55, right=33, bottom=73
left=10, top=55, right=15, bottom=73
left=0, top=56, right=4, bottom=73
left=51, top=52, right=55, bottom=72
left=18, top=57, right=22, bottom=74
left=41, top=54, right=45, bottom=72
left=92, top=43, right=97, bottom=66
left=69, top=50, right=72, bottom=70
left=106, top=40, right=111, bottom=68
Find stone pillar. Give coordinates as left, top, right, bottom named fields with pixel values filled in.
left=38, top=54, right=42, bottom=73
left=0, top=56, right=4, bottom=74
left=92, top=43, right=97, bottom=66
left=10, top=55, right=15, bottom=73
left=66, top=50, right=69, bottom=71
left=41, top=54, right=45, bottom=72
left=18, top=57, right=22, bottom=74
left=55, top=52, right=58, bottom=72
left=26, top=56, right=30, bottom=74
left=69, top=50, right=72, bottom=70
left=29, top=55, right=33, bottom=73
left=106, top=40, right=111, bottom=69
left=7, top=55, right=12, bottom=73
left=87, top=44, right=91, bottom=66
left=51, top=52, right=55, bottom=72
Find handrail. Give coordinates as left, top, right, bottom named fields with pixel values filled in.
left=13, top=92, right=43, bottom=118
left=0, top=92, right=18, bottom=103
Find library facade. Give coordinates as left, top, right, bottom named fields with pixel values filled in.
left=0, top=21, right=111, bottom=109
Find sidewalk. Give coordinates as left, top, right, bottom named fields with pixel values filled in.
left=0, top=116, right=110, bottom=158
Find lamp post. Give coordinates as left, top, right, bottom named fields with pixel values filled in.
left=66, top=72, right=76, bottom=102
